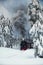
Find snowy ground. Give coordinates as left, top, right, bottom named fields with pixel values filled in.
left=0, top=47, right=43, bottom=65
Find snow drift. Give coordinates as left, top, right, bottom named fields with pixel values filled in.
left=0, top=47, right=43, bottom=65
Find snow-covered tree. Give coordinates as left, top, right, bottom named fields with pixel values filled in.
left=27, top=0, right=41, bottom=24
left=0, top=15, right=6, bottom=47
left=29, top=0, right=43, bottom=57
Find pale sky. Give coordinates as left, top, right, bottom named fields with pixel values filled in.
left=0, top=0, right=43, bottom=18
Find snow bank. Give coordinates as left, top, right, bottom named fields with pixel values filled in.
left=0, top=47, right=34, bottom=59
left=0, top=47, right=43, bottom=65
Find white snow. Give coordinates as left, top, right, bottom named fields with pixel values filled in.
left=0, top=47, right=35, bottom=59
left=0, top=47, right=43, bottom=65
left=4, top=26, right=10, bottom=34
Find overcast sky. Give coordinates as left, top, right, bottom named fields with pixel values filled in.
left=0, top=0, right=43, bottom=18
left=0, top=0, right=29, bottom=13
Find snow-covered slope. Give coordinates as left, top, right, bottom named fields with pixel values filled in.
left=0, top=47, right=35, bottom=59
left=0, top=47, right=43, bottom=65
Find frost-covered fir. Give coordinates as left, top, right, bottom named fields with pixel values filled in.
left=29, top=0, right=43, bottom=57
left=0, top=14, right=13, bottom=48
left=28, top=0, right=41, bottom=24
